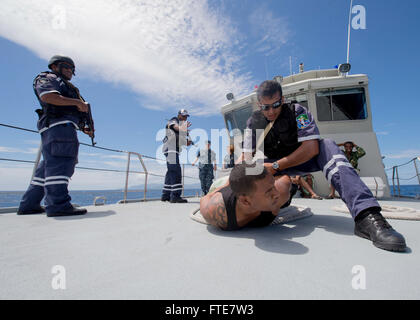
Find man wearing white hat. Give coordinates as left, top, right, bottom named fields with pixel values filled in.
left=161, top=109, right=193, bottom=203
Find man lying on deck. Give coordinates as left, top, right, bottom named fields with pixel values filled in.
left=199, top=163, right=291, bottom=230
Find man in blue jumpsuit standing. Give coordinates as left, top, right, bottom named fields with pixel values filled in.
left=17, top=55, right=93, bottom=217
left=192, top=140, right=217, bottom=195
left=161, top=109, right=193, bottom=203
left=243, top=80, right=406, bottom=252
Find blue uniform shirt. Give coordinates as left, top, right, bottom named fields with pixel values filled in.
left=196, top=148, right=216, bottom=167
left=34, top=72, right=81, bottom=131
left=163, top=116, right=188, bottom=153
left=294, top=104, right=321, bottom=143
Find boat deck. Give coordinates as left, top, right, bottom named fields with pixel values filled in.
left=1, top=197, right=420, bottom=300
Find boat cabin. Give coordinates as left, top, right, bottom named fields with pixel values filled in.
left=221, top=68, right=390, bottom=198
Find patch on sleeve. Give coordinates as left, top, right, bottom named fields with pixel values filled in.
left=296, top=114, right=310, bottom=129
left=37, top=78, right=48, bottom=85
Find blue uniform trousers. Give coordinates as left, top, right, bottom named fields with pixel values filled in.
left=18, top=123, right=78, bottom=214
left=162, top=152, right=182, bottom=200
left=270, top=139, right=380, bottom=219
left=199, top=165, right=214, bottom=195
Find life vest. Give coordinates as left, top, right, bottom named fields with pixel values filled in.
left=249, top=103, right=301, bottom=159
left=163, top=117, right=185, bottom=152
left=33, top=72, right=81, bottom=119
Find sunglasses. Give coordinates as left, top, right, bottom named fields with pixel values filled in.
left=260, top=99, right=282, bottom=111
left=58, top=63, right=75, bottom=74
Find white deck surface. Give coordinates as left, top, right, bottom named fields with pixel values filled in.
left=1, top=197, right=420, bottom=300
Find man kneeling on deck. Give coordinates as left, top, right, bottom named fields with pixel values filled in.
left=243, top=80, right=406, bottom=252
left=199, top=163, right=291, bottom=230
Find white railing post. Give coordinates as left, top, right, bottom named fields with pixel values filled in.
left=124, top=152, right=131, bottom=202
left=137, top=154, right=148, bottom=201
left=413, top=158, right=420, bottom=186
left=30, top=141, right=42, bottom=183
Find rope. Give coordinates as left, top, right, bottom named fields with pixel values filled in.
left=395, top=174, right=420, bottom=181
left=0, top=122, right=193, bottom=164
left=385, top=157, right=419, bottom=171
left=0, top=123, right=38, bottom=133
left=0, top=158, right=35, bottom=164
left=0, top=158, right=197, bottom=180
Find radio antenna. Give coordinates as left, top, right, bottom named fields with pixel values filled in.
left=346, top=0, right=354, bottom=64
left=289, top=56, right=292, bottom=75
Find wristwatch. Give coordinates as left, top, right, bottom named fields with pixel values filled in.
left=272, top=162, right=280, bottom=171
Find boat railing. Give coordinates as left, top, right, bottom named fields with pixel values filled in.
left=0, top=122, right=200, bottom=208
left=385, top=157, right=420, bottom=199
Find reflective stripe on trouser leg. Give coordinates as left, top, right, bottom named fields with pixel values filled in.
left=276, top=139, right=380, bottom=219
left=316, top=139, right=380, bottom=218
left=18, top=160, right=46, bottom=212
left=41, top=124, right=79, bottom=213
left=162, top=153, right=182, bottom=200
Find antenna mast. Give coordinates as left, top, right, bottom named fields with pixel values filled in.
left=346, top=0, right=354, bottom=64
left=289, top=56, right=292, bottom=75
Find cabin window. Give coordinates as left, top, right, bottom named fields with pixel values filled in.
left=224, top=104, right=253, bottom=135
left=316, top=88, right=367, bottom=121
left=234, top=105, right=253, bottom=132
left=225, top=112, right=235, bottom=133
left=285, top=93, right=308, bottom=108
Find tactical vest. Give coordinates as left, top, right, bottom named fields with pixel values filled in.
left=163, top=117, right=180, bottom=152
left=250, top=103, right=301, bottom=160
left=33, top=72, right=81, bottom=119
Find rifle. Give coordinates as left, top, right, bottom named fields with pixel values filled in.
left=61, top=78, right=96, bottom=146
left=79, top=103, right=96, bottom=146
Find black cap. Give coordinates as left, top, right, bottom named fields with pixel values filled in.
left=48, top=55, right=75, bottom=70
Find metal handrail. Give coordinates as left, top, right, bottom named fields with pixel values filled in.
left=123, top=152, right=149, bottom=203
left=1, top=122, right=200, bottom=205
left=389, top=157, right=420, bottom=198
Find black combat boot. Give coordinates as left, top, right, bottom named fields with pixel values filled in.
left=170, top=198, right=188, bottom=203
left=17, top=206, right=45, bottom=215
left=47, top=207, right=87, bottom=217
left=355, top=208, right=407, bottom=252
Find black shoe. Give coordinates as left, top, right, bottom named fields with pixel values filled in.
left=47, top=207, right=87, bottom=217
left=355, top=209, right=407, bottom=252
left=161, top=197, right=170, bottom=202
left=170, top=198, right=188, bottom=203
left=17, top=206, right=45, bottom=215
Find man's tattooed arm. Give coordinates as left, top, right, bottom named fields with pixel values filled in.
left=200, top=192, right=228, bottom=229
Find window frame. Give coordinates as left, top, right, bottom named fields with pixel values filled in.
left=315, top=87, right=368, bottom=122
left=224, top=104, right=253, bottom=136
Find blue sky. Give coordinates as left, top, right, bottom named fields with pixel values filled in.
left=1, top=0, right=420, bottom=190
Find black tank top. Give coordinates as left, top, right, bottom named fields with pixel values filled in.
left=219, top=185, right=276, bottom=231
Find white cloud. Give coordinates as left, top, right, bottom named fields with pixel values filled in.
left=0, top=0, right=254, bottom=115
left=248, top=6, right=291, bottom=56
left=0, top=165, right=41, bottom=191
left=385, top=149, right=420, bottom=160
left=0, top=146, right=38, bottom=154
left=79, top=152, right=103, bottom=157
left=23, top=139, right=41, bottom=146
left=102, top=154, right=129, bottom=161
left=0, top=146, right=21, bottom=153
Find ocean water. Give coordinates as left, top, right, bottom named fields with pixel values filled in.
left=389, top=184, right=420, bottom=198
left=1, top=185, right=419, bottom=208
left=0, top=189, right=201, bottom=208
